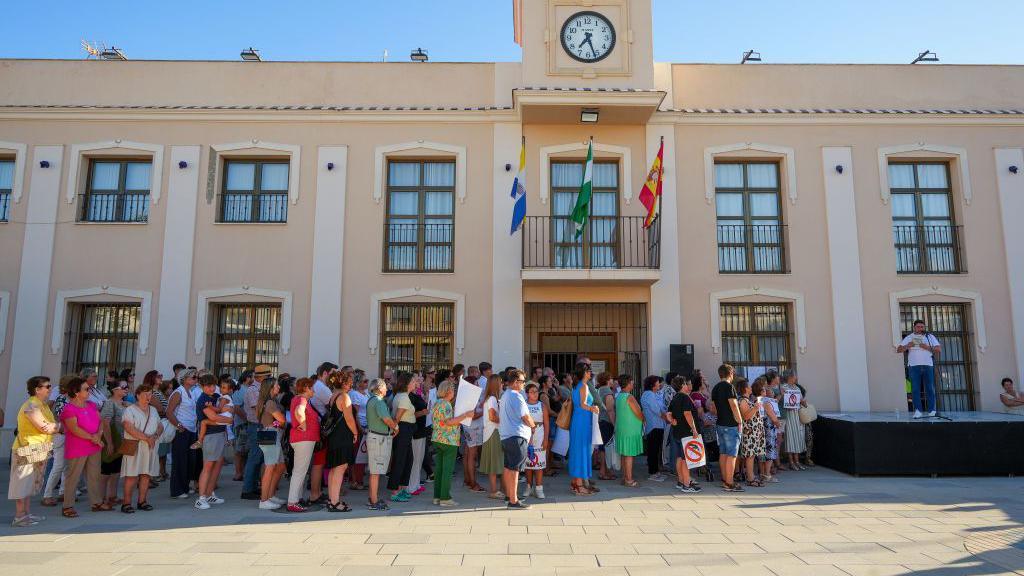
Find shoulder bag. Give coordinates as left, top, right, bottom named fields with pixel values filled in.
left=798, top=403, right=818, bottom=425
left=555, top=395, right=574, bottom=430
left=117, top=406, right=152, bottom=457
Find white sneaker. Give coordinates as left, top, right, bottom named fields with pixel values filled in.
left=176, top=493, right=191, bottom=499
left=194, top=497, right=210, bottom=510
left=913, top=410, right=923, bottom=419
left=259, top=500, right=282, bottom=510
left=649, top=473, right=666, bottom=482
left=269, top=496, right=285, bottom=505
left=206, top=494, right=225, bottom=505
left=534, top=486, right=545, bottom=499
left=928, top=411, right=937, bottom=417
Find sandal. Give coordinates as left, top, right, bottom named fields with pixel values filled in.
left=91, top=502, right=113, bottom=512
left=467, top=484, right=485, bottom=493
left=349, top=483, right=366, bottom=491
left=587, top=484, right=601, bottom=493
left=622, top=480, right=639, bottom=488
left=327, top=501, right=352, bottom=513
left=62, top=507, right=79, bottom=518
left=747, top=480, right=764, bottom=488
left=41, top=497, right=59, bottom=507
left=598, top=474, right=617, bottom=481
left=569, top=487, right=590, bottom=496
left=137, top=502, right=154, bottom=511
left=120, top=504, right=135, bottom=514
left=544, top=469, right=559, bottom=477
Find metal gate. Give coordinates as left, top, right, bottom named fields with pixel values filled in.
left=899, top=302, right=976, bottom=411
left=524, top=303, right=648, bottom=385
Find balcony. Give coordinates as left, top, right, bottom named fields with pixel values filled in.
left=521, top=216, right=660, bottom=283
left=717, top=224, right=790, bottom=274
left=893, top=225, right=966, bottom=274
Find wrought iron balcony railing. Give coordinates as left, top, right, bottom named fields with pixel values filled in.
left=522, top=216, right=660, bottom=270
left=716, top=224, right=789, bottom=274
left=893, top=224, right=966, bottom=274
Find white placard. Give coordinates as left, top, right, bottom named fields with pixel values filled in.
left=745, top=366, right=767, bottom=381
left=591, top=409, right=602, bottom=447
left=680, top=435, right=706, bottom=469
left=783, top=390, right=803, bottom=410
left=454, top=377, right=482, bottom=426
left=590, top=360, right=607, bottom=374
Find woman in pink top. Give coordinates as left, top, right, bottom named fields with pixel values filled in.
left=286, top=378, right=320, bottom=512
left=60, top=377, right=107, bottom=517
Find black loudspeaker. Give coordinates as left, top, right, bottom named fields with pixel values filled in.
left=669, top=344, right=695, bottom=376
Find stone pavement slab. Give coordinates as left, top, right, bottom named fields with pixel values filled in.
left=2, top=465, right=1023, bottom=575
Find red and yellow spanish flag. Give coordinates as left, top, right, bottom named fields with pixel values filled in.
left=639, top=137, right=664, bottom=228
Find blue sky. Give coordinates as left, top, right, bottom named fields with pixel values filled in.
left=1, top=0, right=1019, bottom=64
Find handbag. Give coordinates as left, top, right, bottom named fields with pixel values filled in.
left=14, top=441, right=53, bottom=465
left=118, top=406, right=152, bottom=457
left=158, top=418, right=176, bottom=444
left=257, top=428, right=278, bottom=446
left=799, top=403, right=818, bottom=425
left=604, top=438, right=621, bottom=471
left=555, top=399, right=573, bottom=430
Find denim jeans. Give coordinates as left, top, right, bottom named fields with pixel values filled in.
left=909, top=364, right=937, bottom=412
left=242, top=421, right=264, bottom=492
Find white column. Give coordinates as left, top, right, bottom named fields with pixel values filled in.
left=492, top=123, right=524, bottom=367
left=995, top=148, right=1024, bottom=386
left=153, top=146, right=200, bottom=374
left=822, top=147, right=871, bottom=411
left=308, top=146, right=348, bottom=371
left=5, top=146, right=63, bottom=423
left=646, top=125, right=681, bottom=374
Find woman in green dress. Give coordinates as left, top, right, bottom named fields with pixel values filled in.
left=613, top=375, right=645, bottom=487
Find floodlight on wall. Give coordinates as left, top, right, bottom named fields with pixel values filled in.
left=1011, top=166, right=1020, bottom=174
left=327, top=162, right=335, bottom=171
left=911, top=50, right=939, bottom=64
left=100, top=47, right=127, bottom=61
left=39, top=160, right=50, bottom=168
left=580, top=108, right=600, bottom=123
left=240, top=48, right=262, bottom=61
left=835, top=165, right=844, bottom=174
left=410, top=48, right=429, bottom=62
left=178, top=161, right=188, bottom=169
left=740, top=50, right=761, bottom=64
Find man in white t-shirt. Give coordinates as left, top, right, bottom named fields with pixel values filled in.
left=897, top=319, right=941, bottom=418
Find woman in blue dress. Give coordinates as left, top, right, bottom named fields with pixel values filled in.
left=568, top=362, right=599, bottom=496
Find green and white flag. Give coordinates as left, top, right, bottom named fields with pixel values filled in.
left=570, top=139, right=594, bottom=239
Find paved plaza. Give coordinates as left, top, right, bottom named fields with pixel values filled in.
left=1, top=465, right=1022, bottom=576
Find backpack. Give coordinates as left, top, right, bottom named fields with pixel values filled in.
left=319, top=393, right=342, bottom=442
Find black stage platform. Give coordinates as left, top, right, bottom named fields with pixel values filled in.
left=813, top=412, right=1024, bottom=476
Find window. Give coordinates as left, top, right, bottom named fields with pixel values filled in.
left=719, top=303, right=793, bottom=378
left=550, top=161, right=619, bottom=268
left=220, top=160, right=289, bottom=223
left=384, top=160, right=455, bottom=272
left=715, top=162, right=787, bottom=273
left=62, top=303, right=141, bottom=384
left=900, top=303, right=975, bottom=410
left=889, top=162, right=963, bottom=273
left=212, top=304, right=282, bottom=379
left=380, top=302, right=454, bottom=374
left=0, top=159, right=12, bottom=222
left=80, top=160, right=151, bottom=222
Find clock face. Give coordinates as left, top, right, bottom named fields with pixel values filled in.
left=560, top=11, right=616, bottom=64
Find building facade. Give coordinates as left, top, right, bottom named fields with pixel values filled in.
left=2, top=0, right=1024, bottom=424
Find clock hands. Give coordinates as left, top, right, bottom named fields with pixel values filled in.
left=581, top=32, right=597, bottom=58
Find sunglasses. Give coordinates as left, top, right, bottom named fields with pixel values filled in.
left=37, top=384, right=52, bottom=389
left=118, top=385, right=129, bottom=390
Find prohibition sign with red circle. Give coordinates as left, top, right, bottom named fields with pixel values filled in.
left=684, top=439, right=704, bottom=464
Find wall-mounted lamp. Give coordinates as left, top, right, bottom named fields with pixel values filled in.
left=178, top=160, right=188, bottom=169
left=505, top=163, right=512, bottom=172
left=327, top=162, right=335, bottom=171
left=580, top=108, right=599, bottom=123
left=1011, top=165, right=1019, bottom=174
left=835, top=165, right=844, bottom=174
left=240, top=47, right=262, bottom=62
left=39, top=160, right=50, bottom=168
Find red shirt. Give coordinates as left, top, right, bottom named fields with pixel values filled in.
left=289, top=396, right=320, bottom=443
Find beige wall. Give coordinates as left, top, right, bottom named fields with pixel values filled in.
left=1, top=56, right=1022, bottom=414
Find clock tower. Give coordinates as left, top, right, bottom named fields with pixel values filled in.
left=520, top=0, right=654, bottom=89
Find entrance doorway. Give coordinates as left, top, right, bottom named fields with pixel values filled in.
left=524, top=302, right=648, bottom=385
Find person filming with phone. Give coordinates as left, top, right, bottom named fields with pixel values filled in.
left=896, top=319, right=941, bottom=418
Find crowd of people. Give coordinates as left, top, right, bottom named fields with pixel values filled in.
left=7, top=357, right=822, bottom=527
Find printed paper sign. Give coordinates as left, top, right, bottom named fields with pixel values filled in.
left=681, top=435, right=706, bottom=469
left=455, top=377, right=482, bottom=426
left=783, top=390, right=803, bottom=410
